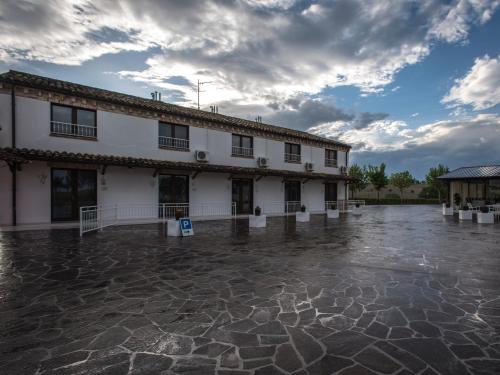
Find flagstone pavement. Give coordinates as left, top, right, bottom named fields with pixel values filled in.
left=0, top=205, right=499, bottom=374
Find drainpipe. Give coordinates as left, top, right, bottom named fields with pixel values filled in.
left=11, top=87, right=16, bottom=226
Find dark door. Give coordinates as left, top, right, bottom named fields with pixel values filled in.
left=232, top=179, right=253, bottom=214
left=159, top=175, right=189, bottom=203
left=285, top=181, right=301, bottom=212
left=51, top=169, right=97, bottom=221
left=325, top=182, right=338, bottom=201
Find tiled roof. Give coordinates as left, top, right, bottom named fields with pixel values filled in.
left=0, top=147, right=352, bottom=181
left=0, top=70, right=350, bottom=149
left=438, top=165, right=500, bottom=180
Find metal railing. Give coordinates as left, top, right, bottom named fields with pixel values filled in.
left=325, top=158, right=338, bottom=167
left=335, top=200, right=366, bottom=212
left=285, top=153, right=301, bottom=163
left=80, top=202, right=236, bottom=236
left=231, top=146, right=254, bottom=157
left=50, top=121, right=97, bottom=138
left=158, top=136, right=190, bottom=150
left=285, top=201, right=302, bottom=213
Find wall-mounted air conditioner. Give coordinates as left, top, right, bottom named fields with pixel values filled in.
left=340, top=166, right=347, bottom=175
left=257, top=157, right=269, bottom=168
left=195, top=150, right=209, bottom=162
left=305, top=162, right=314, bottom=172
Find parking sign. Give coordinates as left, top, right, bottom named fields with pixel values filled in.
left=179, top=218, right=194, bottom=236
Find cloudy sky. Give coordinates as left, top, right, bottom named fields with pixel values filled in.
left=1, top=0, right=500, bottom=179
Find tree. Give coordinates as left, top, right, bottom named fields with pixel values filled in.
left=389, top=171, right=414, bottom=203
left=348, top=164, right=368, bottom=198
left=366, top=163, right=388, bottom=201
left=425, top=164, right=449, bottom=203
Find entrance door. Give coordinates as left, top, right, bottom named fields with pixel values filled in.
left=159, top=174, right=189, bottom=218
left=51, top=168, right=97, bottom=221
left=232, top=179, right=253, bottom=214
left=284, top=181, right=301, bottom=212
left=325, top=182, right=338, bottom=202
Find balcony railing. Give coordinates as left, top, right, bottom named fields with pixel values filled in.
left=232, top=146, right=254, bottom=157
left=285, top=153, right=301, bottom=163
left=50, top=121, right=97, bottom=138
left=158, top=136, right=190, bottom=150
left=325, top=158, right=338, bottom=167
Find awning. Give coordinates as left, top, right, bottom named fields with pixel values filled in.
left=0, top=147, right=353, bottom=181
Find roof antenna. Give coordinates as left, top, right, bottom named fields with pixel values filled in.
left=197, top=79, right=213, bottom=110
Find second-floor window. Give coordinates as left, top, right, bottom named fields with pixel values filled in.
left=50, top=104, right=97, bottom=139
left=325, top=149, right=338, bottom=167
left=232, top=134, right=253, bottom=157
left=285, top=143, right=301, bottom=163
left=159, top=122, right=189, bottom=150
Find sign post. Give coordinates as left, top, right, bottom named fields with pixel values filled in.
left=179, top=218, right=194, bottom=236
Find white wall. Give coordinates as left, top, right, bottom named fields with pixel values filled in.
left=16, top=162, right=51, bottom=224
left=0, top=163, right=12, bottom=225
left=12, top=96, right=348, bottom=171
left=0, top=93, right=12, bottom=148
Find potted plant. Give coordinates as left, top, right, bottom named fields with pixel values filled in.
left=477, top=206, right=494, bottom=224
left=458, top=204, right=472, bottom=221
left=442, top=201, right=453, bottom=216
left=249, top=206, right=266, bottom=228
left=327, top=202, right=339, bottom=219
left=296, top=204, right=310, bottom=222
left=453, top=193, right=461, bottom=209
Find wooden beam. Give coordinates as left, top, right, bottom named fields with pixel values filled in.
left=101, top=165, right=107, bottom=175
left=256, top=175, right=265, bottom=182
left=302, top=178, right=311, bottom=184
left=191, top=171, right=201, bottom=179
left=152, top=168, right=160, bottom=177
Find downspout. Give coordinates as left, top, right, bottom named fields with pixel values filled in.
left=11, top=87, right=17, bottom=226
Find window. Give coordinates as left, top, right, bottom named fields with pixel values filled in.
left=285, top=143, right=301, bottom=163
left=325, top=149, right=338, bottom=167
left=232, top=134, right=253, bottom=157
left=158, top=122, right=189, bottom=150
left=50, top=104, right=96, bottom=138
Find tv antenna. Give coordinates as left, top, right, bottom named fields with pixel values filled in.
left=197, top=79, right=212, bottom=110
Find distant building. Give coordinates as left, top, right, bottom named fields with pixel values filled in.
left=438, top=165, right=500, bottom=205
left=354, top=183, right=427, bottom=200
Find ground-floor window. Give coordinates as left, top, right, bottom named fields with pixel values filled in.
left=159, top=174, right=189, bottom=204
left=232, top=179, right=253, bottom=214
left=51, top=168, right=97, bottom=221
left=325, top=182, right=338, bottom=202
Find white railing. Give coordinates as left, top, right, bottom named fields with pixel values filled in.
left=285, top=153, right=301, bottom=163
left=336, top=200, right=366, bottom=212
left=285, top=201, right=302, bottom=213
left=261, top=202, right=286, bottom=215
left=50, top=121, right=97, bottom=138
left=232, top=146, right=254, bottom=157
left=158, top=136, right=190, bottom=150
left=80, top=202, right=236, bottom=236
left=325, top=201, right=338, bottom=210
left=325, top=158, right=338, bottom=167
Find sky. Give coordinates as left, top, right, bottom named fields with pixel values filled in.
left=1, top=0, right=499, bottom=179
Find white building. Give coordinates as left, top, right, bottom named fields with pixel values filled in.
left=0, top=70, right=352, bottom=226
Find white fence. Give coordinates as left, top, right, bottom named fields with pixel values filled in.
left=326, top=200, right=365, bottom=212
left=80, top=202, right=236, bottom=236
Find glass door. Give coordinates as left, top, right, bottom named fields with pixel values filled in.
left=159, top=175, right=189, bottom=217
left=284, top=181, right=301, bottom=212
left=232, top=179, right=253, bottom=214
left=51, top=169, right=97, bottom=221
left=325, top=182, right=338, bottom=201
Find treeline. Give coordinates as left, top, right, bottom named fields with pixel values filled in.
left=349, top=163, right=449, bottom=202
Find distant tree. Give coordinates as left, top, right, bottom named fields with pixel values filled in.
left=348, top=164, right=368, bottom=198
left=425, top=164, right=449, bottom=202
left=366, top=163, right=388, bottom=201
left=389, top=171, right=414, bottom=203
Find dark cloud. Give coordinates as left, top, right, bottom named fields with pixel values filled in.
left=353, top=112, right=389, bottom=130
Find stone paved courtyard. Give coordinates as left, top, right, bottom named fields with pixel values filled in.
left=1, top=205, right=500, bottom=375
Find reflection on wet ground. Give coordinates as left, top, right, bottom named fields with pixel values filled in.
left=0, top=205, right=499, bottom=374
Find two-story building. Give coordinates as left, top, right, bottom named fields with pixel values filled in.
left=0, top=70, right=351, bottom=226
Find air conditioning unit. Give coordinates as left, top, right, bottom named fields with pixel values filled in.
left=195, top=150, right=209, bottom=162
left=340, top=166, right=347, bottom=175
left=257, top=157, right=269, bottom=168
left=305, top=162, right=314, bottom=172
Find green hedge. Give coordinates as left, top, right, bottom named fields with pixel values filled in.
left=363, top=198, right=440, bottom=205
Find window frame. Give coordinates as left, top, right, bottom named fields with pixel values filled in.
left=158, top=122, right=190, bottom=151
left=50, top=103, right=97, bottom=139
left=284, top=142, right=301, bottom=163
left=159, top=122, right=190, bottom=140
left=325, top=149, right=338, bottom=167
left=231, top=134, right=254, bottom=157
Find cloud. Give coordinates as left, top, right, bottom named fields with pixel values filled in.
left=411, top=112, right=419, bottom=117
left=442, top=54, right=500, bottom=110
left=309, top=114, right=500, bottom=178
left=1, top=0, right=498, bottom=106
left=352, top=112, right=389, bottom=130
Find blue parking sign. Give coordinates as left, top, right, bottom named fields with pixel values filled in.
left=179, top=218, right=194, bottom=236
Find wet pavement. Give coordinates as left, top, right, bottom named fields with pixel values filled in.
left=0, top=205, right=499, bottom=375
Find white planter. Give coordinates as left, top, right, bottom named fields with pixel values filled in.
left=352, top=206, right=362, bottom=216
left=477, top=212, right=494, bottom=224
left=442, top=206, right=453, bottom=216
left=458, top=210, right=472, bottom=221
left=249, top=214, right=266, bottom=228
left=327, top=209, right=339, bottom=219
left=296, top=211, right=310, bottom=222
left=166, top=220, right=181, bottom=236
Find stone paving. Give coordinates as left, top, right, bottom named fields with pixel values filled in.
left=0, top=205, right=500, bottom=375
